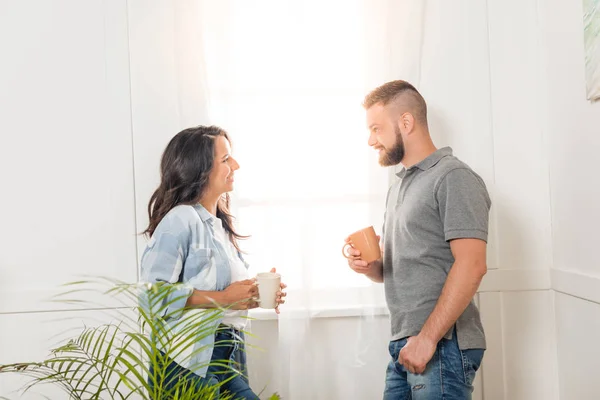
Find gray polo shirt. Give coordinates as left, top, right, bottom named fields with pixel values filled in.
left=383, top=147, right=490, bottom=350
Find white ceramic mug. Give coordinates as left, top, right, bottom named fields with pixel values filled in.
left=256, top=272, right=281, bottom=309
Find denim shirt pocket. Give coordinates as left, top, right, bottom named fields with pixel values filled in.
left=185, top=248, right=216, bottom=289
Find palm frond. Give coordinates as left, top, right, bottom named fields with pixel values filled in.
left=0, top=277, right=270, bottom=400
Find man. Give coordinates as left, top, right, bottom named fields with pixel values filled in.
left=347, top=80, right=490, bottom=399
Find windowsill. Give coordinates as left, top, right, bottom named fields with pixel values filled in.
left=249, top=305, right=389, bottom=321
left=246, top=285, right=388, bottom=320
left=247, top=269, right=551, bottom=321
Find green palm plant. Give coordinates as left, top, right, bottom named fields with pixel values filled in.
left=0, top=277, right=280, bottom=400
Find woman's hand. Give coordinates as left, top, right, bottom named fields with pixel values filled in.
left=223, top=279, right=259, bottom=310
left=270, top=268, right=287, bottom=314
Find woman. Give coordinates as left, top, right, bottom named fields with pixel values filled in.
left=140, top=125, right=285, bottom=399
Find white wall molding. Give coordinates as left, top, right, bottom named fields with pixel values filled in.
left=551, top=269, right=600, bottom=305
left=479, top=268, right=551, bottom=293
left=2, top=269, right=552, bottom=315
left=0, top=287, right=134, bottom=315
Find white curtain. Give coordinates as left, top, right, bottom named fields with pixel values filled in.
left=149, top=1, right=426, bottom=397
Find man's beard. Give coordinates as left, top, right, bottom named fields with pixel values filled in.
left=379, top=126, right=404, bottom=166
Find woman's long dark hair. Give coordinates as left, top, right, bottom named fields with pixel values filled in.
left=143, top=125, right=247, bottom=252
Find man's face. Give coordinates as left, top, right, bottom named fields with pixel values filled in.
left=366, top=103, right=405, bottom=166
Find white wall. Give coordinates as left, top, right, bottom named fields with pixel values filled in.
left=0, top=0, right=137, bottom=313
left=539, top=0, right=600, bottom=398
left=419, top=1, right=558, bottom=398
left=0, top=1, right=137, bottom=398
left=480, top=292, right=558, bottom=400
left=554, top=294, right=600, bottom=400
left=419, top=0, right=554, bottom=270
left=1, top=0, right=596, bottom=399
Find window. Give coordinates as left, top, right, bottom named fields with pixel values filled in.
left=199, top=1, right=389, bottom=304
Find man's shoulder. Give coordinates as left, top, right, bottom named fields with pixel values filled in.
left=436, top=154, right=472, bottom=173
left=435, top=155, right=485, bottom=181
left=426, top=155, right=488, bottom=198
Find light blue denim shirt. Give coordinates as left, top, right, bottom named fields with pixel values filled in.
left=139, top=204, right=248, bottom=377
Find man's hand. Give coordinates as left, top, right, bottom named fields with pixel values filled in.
left=345, top=236, right=384, bottom=283
left=398, top=335, right=437, bottom=375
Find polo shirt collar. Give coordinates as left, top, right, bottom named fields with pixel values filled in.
left=396, top=147, right=453, bottom=178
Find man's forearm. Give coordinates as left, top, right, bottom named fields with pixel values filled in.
left=366, top=259, right=384, bottom=283
left=418, top=260, right=486, bottom=344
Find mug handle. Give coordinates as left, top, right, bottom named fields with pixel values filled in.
left=342, top=243, right=354, bottom=259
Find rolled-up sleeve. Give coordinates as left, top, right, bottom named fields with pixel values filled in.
left=140, top=226, right=193, bottom=320
left=435, top=168, right=492, bottom=242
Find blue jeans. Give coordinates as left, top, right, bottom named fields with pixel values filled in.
left=383, top=332, right=484, bottom=400
left=148, top=326, right=259, bottom=400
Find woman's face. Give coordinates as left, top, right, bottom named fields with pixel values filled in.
left=206, top=135, right=240, bottom=197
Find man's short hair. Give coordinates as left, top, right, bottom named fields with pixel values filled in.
left=363, top=80, right=428, bottom=126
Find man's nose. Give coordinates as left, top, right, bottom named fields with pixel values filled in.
left=368, top=133, right=377, bottom=147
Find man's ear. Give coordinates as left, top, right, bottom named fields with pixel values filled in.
left=398, top=112, right=416, bottom=135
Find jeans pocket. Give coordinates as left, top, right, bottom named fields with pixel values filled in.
left=388, top=338, right=408, bottom=360
left=460, top=349, right=485, bottom=386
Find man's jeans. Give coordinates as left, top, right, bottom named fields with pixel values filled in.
left=383, top=332, right=484, bottom=400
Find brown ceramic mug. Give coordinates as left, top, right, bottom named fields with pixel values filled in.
left=342, top=226, right=381, bottom=263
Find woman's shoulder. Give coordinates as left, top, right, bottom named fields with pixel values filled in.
left=166, top=204, right=202, bottom=220
left=155, top=205, right=203, bottom=235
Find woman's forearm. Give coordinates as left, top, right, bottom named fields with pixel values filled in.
left=185, top=289, right=230, bottom=308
